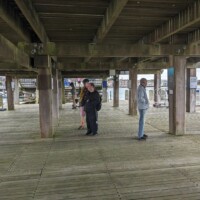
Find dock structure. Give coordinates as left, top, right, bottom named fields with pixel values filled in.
left=1, top=0, right=200, bottom=199
left=0, top=103, right=200, bottom=199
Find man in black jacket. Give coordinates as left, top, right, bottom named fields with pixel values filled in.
left=82, top=83, right=100, bottom=136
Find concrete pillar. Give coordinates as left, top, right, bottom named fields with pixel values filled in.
left=154, top=71, right=161, bottom=106
left=35, top=56, right=53, bottom=138
left=173, top=56, right=186, bottom=135
left=6, top=76, right=14, bottom=110
left=52, top=68, right=59, bottom=126
left=102, top=78, right=108, bottom=103
left=113, top=75, right=119, bottom=107
left=186, top=68, right=196, bottom=113
left=58, top=72, right=62, bottom=109
left=14, top=78, right=20, bottom=105
left=62, top=78, right=65, bottom=104
left=129, top=68, right=137, bottom=116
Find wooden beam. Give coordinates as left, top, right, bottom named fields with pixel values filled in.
left=85, top=0, right=128, bottom=62
left=0, top=71, right=37, bottom=78
left=141, top=0, right=200, bottom=43
left=95, top=0, right=129, bottom=43
left=14, top=0, right=49, bottom=43
left=0, top=0, right=30, bottom=42
left=0, top=62, right=30, bottom=70
left=0, top=34, right=30, bottom=69
left=137, top=62, right=169, bottom=69
left=62, top=71, right=109, bottom=78
left=137, top=69, right=162, bottom=74
left=59, top=61, right=132, bottom=70
left=51, top=43, right=184, bottom=57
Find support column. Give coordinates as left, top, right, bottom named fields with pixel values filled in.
left=58, top=71, right=62, bottom=109
left=52, top=68, right=59, bottom=126
left=62, top=78, right=65, bottom=104
left=129, top=68, right=137, bottom=116
left=6, top=76, right=14, bottom=110
left=113, top=75, right=119, bottom=107
left=35, top=86, right=39, bottom=104
left=168, top=56, right=174, bottom=134
left=154, top=71, right=161, bottom=107
left=35, top=56, right=53, bottom=138
left=102, top=78, right=108, bottom=103
left=173, top=56, right=186, bottom=135
left=14, top=78, right=20, bottom=105
left=186, top=68, right=196, bottom=113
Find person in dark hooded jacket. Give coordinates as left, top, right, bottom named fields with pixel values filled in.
left=82, top=83, right=100, bottom=136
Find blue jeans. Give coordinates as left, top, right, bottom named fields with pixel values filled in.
left=138, top=109, right=147, bottom=138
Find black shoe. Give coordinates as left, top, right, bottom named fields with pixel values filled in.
left=138, top=136, right=146, bottom=141
left=92, top=132, right=98, bottom=136
left=85, top=131, right=92, bottom=135
left=143, top=134, right=148, bottom=138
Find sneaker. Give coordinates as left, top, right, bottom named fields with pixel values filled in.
left=143, top=134, right=148, bottom=138
left=78, top=126, right=84, bottom=130
left=85, top=131, right=92, bottom=135
left=138, top=136, right=146, bottom=141
left=92, top=132, right=98, bottom=136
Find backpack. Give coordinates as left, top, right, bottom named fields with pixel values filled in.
left=96, top=95, right=102, bottom=111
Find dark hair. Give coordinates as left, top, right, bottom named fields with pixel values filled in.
left=82, top=79, right=89, bottom=84
left=90, top=83, right=95, bottom=88
left=70, top=82, right=74, bottom=87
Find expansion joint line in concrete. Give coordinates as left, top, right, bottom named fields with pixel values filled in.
left=32, top=139, right=55, bottom=199
left=94, top=140, right=123, bottom=200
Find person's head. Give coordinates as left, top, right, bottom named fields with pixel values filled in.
left=88, top=83, right=95, bottom=92
left=82, top=79, right=89, bottom=87
left=85, top=82, right=90, bottom=89
left=140, top=78, right=147, bottom=88
left=70, top=82, right=74, bottom=87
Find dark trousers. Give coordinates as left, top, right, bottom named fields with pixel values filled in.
left=86, top=110, right=98, bottom=133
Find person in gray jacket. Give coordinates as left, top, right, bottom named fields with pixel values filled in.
left=137, top=78, right=149, bottom=140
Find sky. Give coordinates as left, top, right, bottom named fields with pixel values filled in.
left=120, top=69, right=200, bottom=80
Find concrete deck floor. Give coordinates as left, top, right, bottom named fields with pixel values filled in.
left=1, top=102, right=200, bottom=199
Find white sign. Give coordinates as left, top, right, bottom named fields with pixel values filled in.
left=0, top=96, right=2, bottom=107
left=190, top=77, right=197, bottom=89
left=109, top=70, right=116, bottom=76
left=128, top=80, right=131, bottom=89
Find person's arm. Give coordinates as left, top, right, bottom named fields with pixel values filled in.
left=138, top=87, right=145, bottom=103
left=93, top=92, right=100, bottom=107
left=81, top=90, right=88, bottom=106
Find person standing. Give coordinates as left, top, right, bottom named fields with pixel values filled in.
left=137, top=78, right=149, bottom=141
left=70, top=82, right=76, bottom=109
left=82, top=83, right=100, bottom=136
left=78, top=79, right=89, bottom=129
